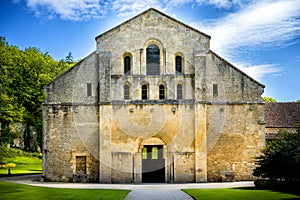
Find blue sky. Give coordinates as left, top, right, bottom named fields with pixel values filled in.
left=0, top=0, right=299, bottom=102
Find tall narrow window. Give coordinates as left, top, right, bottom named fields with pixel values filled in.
left=87, top=83, right=92, bottom=97
left=124, top=56, right=131, bottom=75
left=152, top=147, right=158, bottom=159
left=142, top=147, right=147, bottom=159
left=175, top=56, right=182, bottom=75
left=146, top=44, right=160, bottom=75
left=213, top=84, right=218, bottom=97
left=159, top=85, right=165, bottom=100
left=124, top=85, right=130, bottom=100
left=177, top=84, right=183, bottom=100
left=142, top=85, right=148, bottom=100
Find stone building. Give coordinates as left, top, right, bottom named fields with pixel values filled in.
left=42, top=8, right=266, bottom=183
left=265, top=102, right=300, bottom=139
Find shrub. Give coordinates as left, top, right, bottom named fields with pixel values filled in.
left=253, top=127, right=300, bottom=180
left=0, top=162, right=17, bottom=175
left=253, top=126, right=300, bottom=194
left=32, top=152, right=42, bottom=159
left=254, top=179, right=300, bottom=195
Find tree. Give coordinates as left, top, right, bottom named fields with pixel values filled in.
left=65, top=52, right=74, bottom=64
left=0, top=37, right=25, bottom=144
left=263, top=96, right=277, bottom=102
left=253, top=127, right=300, bottom=180
left=0, top=36, right=73, bottom=150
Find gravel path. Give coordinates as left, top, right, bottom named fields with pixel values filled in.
left=0, top=175, right=254, bottom=200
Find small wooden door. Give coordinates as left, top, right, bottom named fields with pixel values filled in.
left=76, top=156, right=86, bottom=175
left=142, top=145, right=165, bottom=183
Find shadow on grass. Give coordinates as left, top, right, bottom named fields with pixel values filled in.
left=184, top=187, right=300, bottom=200
left=0, top=172, right=42, bottom=178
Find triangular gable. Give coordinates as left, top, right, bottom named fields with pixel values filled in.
left=44, top=51, right=96, bottom=87
left=95, top=8, right=211, bottom=41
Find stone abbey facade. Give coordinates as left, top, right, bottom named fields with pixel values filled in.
left=42, top=8, right=266, bottom=183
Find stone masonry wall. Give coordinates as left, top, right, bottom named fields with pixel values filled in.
left=98, top=103, right=200, bottom=183
left=205, top=52, right=264, bottom=103
left=43, top=105, right=99, bottom=182
left=206, top=104, right=265, bottom=181
left=44, top=52, right=99, bottom=104
left=96, top=9, right=210, bottom=77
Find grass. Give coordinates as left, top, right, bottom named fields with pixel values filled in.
left=0, top=155, right=42, bottom=176
left=0, top=147, right=42, bottom=177
left=0, top=148, right=130, bottom=199
left=0, top=181, right=130, bottom=200
left=183, top=188, right=300, bottom=200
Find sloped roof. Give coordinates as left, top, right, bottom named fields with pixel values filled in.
left=210, top=50, right=265, bottom=88
left=95, top=8, right=211, bottom=41
left=265, top=102, right=300, bottom=128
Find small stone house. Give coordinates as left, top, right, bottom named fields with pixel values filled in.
left=42, top=8, right=266, bottom=183
left=265, top=102, right=300, bottom=139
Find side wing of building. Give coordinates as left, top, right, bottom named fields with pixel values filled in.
left=43, top=52, right=100, bottom=182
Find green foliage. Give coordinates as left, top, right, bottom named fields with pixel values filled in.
left=0, top=145, right=40, bottom=158
left=263, top=96, right=277, bottom=102
left=0, top=36, right=73, bottom=149
left=183, top=188, right=299, bottom=200
left=253, top=127, right=300, bottom=180
left=0, top=181, right=130, bottom=200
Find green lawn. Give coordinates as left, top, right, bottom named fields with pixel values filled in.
left=0, top=155, right=42, bottom=176
left=183, top=188, right=300, bottom=200
left=0, top=181, right=130, bottom=200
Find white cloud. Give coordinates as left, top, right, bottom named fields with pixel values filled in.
left=167, top=0, right=246, bottom=9
left=25, top=0, right=103, bottom=21
left=20, top=0, right=248, bottom=20
left=110, top=0, right=165, bottom=17
left=235, top=63, right=283, bottom=81
left=196, top=0, right=245, bottom=9
left=201, top=0, right=300, bottom=57
left=192, top=0, right=300, bottom=80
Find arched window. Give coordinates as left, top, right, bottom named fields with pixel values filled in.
left=152, top=147, right=158, bottom=159
left=175, top=56, right=182, bottom=75
left=177, top=84, right=183, bottom=100
left=146, top=44, right=160, bottom=75
left=159, top=85, right=165, bottom=100
left=124, top=85, right=130, bottom=100
left=142, top=147, right=147, bottom=159
left=124, top=56, right=131, bottom=75
left=142, top=85, right=148, bottom=100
